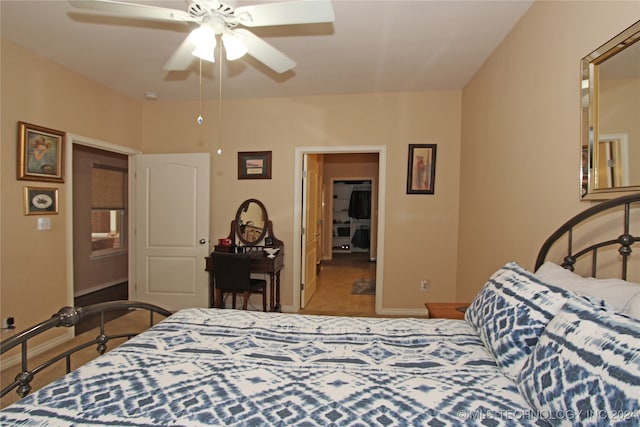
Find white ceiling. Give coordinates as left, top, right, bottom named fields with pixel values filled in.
left=1, top=0, right=533, bottom=102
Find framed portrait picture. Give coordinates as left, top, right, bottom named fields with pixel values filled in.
left=407, top=144, right=437, bottom=194
left=24, top=186, right=59, bottom=215
left=238, top=151, right=272, bottom=180
left=17, top=121, right=65, bottom=183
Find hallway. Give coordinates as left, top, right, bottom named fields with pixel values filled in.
left=299, top=252, right=376, bottom=316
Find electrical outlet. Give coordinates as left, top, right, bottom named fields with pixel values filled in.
left=3, top=317, right=15, bottom=329
left=420, top=279, right=429, bottom=292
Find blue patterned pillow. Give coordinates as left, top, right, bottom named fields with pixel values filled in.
left=465, top=262, right=572, bottom=379
left=517, top=297, right=640, bottom=426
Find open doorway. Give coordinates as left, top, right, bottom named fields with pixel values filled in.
left=66, top=135, right=139, bottom=336
left=330, top=179, right=373, bottom=259
left=72, top=144, right=129, bottom=334
left=293, top=146, right=387, bottom=314
left=302, top=175, right=376, bottom=315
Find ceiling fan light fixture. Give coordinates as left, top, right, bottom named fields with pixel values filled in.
left=191, top=24, right=217, bottom=62
left=222, top=31, right=248, bottom=61
left=192, top=44, right=216, bottom=62
left=68, top=0, right=336, bottom=73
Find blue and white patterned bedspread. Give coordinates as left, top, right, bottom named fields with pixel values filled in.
left=1, top=309, right=546, bottom=426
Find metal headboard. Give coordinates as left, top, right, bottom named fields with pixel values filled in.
left=1, top=301, right=172, bottom=399
left=535, top=193, right=640, bottom=279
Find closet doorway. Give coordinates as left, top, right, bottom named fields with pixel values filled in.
left=331, top=179, right=373, bottom=259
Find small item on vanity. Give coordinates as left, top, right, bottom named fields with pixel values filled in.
left=218, top=238, right=232, bottom=246
left=263, top=247, right=280, bottom=259
left=236, top=246, right=244, bottom=254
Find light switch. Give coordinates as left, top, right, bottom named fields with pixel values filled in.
left=37, top=217, right=51, bottom=230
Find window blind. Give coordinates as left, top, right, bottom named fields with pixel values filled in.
left=92, top=166, right=126, bottom=209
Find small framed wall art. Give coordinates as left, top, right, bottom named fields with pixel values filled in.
left=407, top=144, right=437, bottom=194
left=17, top=121, right=65, bottom=183
left=24, top=186, right=59, bottom=215
left=238, top=151, right=272, bottom=180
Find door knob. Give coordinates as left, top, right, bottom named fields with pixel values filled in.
left=199, top=239, right=207, bottom=244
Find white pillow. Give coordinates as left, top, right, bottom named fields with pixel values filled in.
left=534, top=261, right=640, bottom=312
left=625, top=292, right=640, bottom=318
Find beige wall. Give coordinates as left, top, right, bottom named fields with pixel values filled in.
left=0, top=39, right=141, bottom=339
left=141, top=91, right=463, bottom=310
left=456, top=1, right=640, bottom=302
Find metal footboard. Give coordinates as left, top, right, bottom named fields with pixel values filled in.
left=1, top=300, right=172, bottom=399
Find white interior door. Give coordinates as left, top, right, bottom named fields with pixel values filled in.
left=134, top=153, right=210, bottom=310
left=301, top=154, right=320, bottom=308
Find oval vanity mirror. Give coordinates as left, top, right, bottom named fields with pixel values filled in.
left=581, top=20, right=640, bottom=199
left=235, top=199, right=268, bottom=245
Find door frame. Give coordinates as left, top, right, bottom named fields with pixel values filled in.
left=293, top=145, right=387, bottom=314
left=65, top=134, right=140, bottom=323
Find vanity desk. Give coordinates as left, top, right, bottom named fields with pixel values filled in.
left=205, top=199, right=284, bottom=312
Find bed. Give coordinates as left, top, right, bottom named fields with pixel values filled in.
left=1, top=193, right=639, bottom=426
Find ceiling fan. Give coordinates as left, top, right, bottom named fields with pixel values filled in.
left=68, top=0, right=335, bottom=73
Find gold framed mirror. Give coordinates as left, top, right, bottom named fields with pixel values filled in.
left=235, top=199, right=268, bottom=245
left=581, top=20, right=640, bottom=199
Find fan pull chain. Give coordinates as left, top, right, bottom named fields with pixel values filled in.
left=216, top=46, right=223, bottom=155
left=196, top=59, right=203, bottom=125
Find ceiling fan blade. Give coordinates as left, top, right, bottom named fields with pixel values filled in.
left=164, top=33, right=198, bottom=71
left=234, top=29, right=295, bottom=73
left=234, top=0, right=335, bottom=27
left=68, top=0, right=196, bottom=23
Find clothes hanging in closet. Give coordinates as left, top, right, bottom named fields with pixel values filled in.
left=351, top=226, right=370, bottom=249
left=348, top=190, right=371, bottom=219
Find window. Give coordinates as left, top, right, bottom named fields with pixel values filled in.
left=91, top=165, right=127, bottom=256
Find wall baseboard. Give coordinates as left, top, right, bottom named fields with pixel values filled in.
left=74, top=282, right=128, bottom=334
left=1, top=330, right=73, bottom=371
left=74, top=278, right=128, bottom=298
left=281, top=305, right=426, bottom=318
left=376, top=308, right=426, bottom=317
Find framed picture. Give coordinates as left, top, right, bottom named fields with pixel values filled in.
left=24, top=186, right=59, bottom=215
left=17, top=121, right=65, bottom=183
left=407, top=144, right=437, bottom=194
left=238, top=151, right=272, bottom=180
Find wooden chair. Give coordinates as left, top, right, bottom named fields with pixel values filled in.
left=213, top=252, right=267, bottom=311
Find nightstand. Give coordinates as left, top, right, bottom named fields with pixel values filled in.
left=425, top=302, right=469, bottom=320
